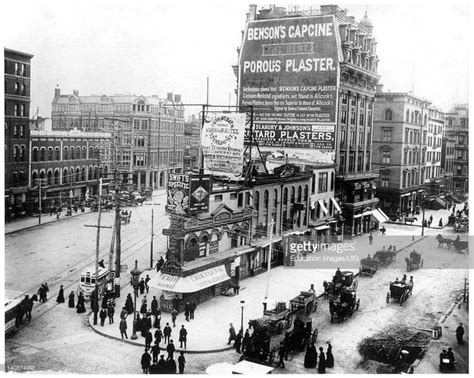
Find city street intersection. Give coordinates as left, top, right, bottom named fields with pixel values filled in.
left=4, top=194, right=469, bottom=373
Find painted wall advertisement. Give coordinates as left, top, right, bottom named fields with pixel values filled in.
left=167, top=174, right=190, bottom=214
left=201, top=113, right=246, bottom=176
left=239, top=15, right=339, bottom=164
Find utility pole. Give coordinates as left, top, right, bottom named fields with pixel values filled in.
left=38, top=178, right=42, bottom=225
left=93, top=178, right=103, bottom=325
left=264, top=220, right=274, bottom=300
left=150, top=208, right=154, bottom=268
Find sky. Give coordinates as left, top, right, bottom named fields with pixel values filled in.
left=2, top=0, right=470, bottom=118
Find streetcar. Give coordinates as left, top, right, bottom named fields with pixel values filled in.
left=5, top=290, right=25, bottom=334
left=78, top=266, right=112, bottom=299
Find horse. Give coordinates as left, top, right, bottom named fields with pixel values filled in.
left=15, top=294, right=38, bottom=327
left=404, top=217, right=418, bottom=225
left=436, top=234, right=452, bottom=248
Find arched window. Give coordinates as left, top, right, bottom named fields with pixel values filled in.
left=70, top=147, right=75, bottom=160
left=297, top=186, right=302, bottom=202
left=384, top=109, right=392, bottom=121
left=54, top=170, right=60, bottom=185
left=406, top=110, right=410, bottom=123
left=48, top=147, right=53, bottom=161
left=410, top=112, right=414, bottom=124
left=81, top=167, right=86, bottom=181
left=31, top=171, right=38, bottom=185
left=55, top=147, right=60, bottom=160
left=64, top=147, right=68, bottom=160
left=264, top=190, right=269, bottom=209
left=255, top=191, right=260, bottom=211
left=40, top=147, right=46, bottom=161
left=47, top=170, right=53, bottom=186
left=82, top=147, right=86, bottom=159
left=63, top=168, right=69, bottom=184
left=304, top=185, right=309, bottom=201
left=283, top=188, right=288, bottom=204
left=89, top=146, right=94, bottom=159
left=274, top=189, right=278, bottom=208
left=89, top=166, right=94, bottom=181
left=424, top=114, right=427, bottom=125
left=76, top=168, right=81, bottom=182
left=39, top=170, right=45, bottom=181
left=70, top=168, right=75, bottom=183
left=32, top=147, right=38, bottom=162
left=291, top=187, right=295, bottom=203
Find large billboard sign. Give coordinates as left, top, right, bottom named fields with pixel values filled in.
left=189, top=174, right=211, bottom=213
left=202, top=113, right=246, bottom=176
left=239, top=15, right=339, bottom=163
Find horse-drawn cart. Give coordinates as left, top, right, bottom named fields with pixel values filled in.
left=359, top=258, right=378, bottom=277
left=329, top=287, right=360, bottom=323
left=406, top=250, right=423, bottom=272
left=289, top=291, right=318, bottom=316
left=387, top=281, right=413, bottom=306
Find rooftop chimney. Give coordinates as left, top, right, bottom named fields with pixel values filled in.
left=249, top=4, right=257, bottom=20
left=174, top=94, right=181, bottom=103
left=73, top=90, right=79, bottom=97
left=55, top=86, right=61, bottom=97
left=167, top=92, right=173, bottom=101
left=376, top=84, right=384, bottom=93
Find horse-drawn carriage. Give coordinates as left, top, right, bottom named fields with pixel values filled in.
left=329, top=287, right=360, bottom=323
left=246, top=317, right=286, bottom=364
left=374, top=249, right=396, bottom=265
left=359, top=258, right=378, bottom=277
left=120, top=210, right=132, bottom=224
left=405, top=250, right=423, bottom=272
left=436, top=234, right=468, bottom=251
left=323, top=270, right=358, bottom=298
left=387, top=279, right=413, bottom=306
left=289, top=290, right=318, bottom=316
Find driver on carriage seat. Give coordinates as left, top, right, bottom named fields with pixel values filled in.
left=334, top=268, right=342, bottom=283
left=367, top=254, right=371, bottom=259
left=393, top=277, right=400, bottom=284
left=401, top=274, right=407, bottom=283
left=456, top=235, right=461, bottom=242
left=409, top=276, right=414, bottom=285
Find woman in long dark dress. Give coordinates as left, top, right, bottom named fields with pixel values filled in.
left=56, top=285, right=65, bottom=303
left=326, top=342, right=334, bottom=368
left=318, top=347, right=326, bottom=374
left=76, top=292, right=86, bottom=313
left=68, top=291, right=75, bottom=308
left=125, top=294, right=134, bottom=314
left=304, top=343, right=317, bottom=368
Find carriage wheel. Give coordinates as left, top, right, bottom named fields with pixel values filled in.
left=356, top=298, right=360, bottom=311
left=400, top=294, right=405, bottom=306
left=421, top=259, right=424, bottom=268
left=353, top=279, right=359, bottom=289
left=312, top=301, right=318, bottom=313
left=313, top=328, right=318, bottom=343
left=386, top=292, right=390, bottom=303
left=359, top=267, right=362, bottom=274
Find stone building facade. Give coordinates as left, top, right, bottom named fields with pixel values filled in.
left=51, top=89, right=185, bottom=190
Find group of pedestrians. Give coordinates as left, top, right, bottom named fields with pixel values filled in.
left=37, top=283, right=49, bottom=302
left=141, top=349, right=186, bottom=374
left=302, top=341, right=334, bottom=373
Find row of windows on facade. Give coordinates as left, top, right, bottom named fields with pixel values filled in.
left=340, top=129, right=371, bottom=148
left=383, top=108, right=428, bottom=126
left=341, top=93, right=371, bottom=109
left=344, top=49, right=378, bottom=71
left=5, top=81, right=27, bottom=96
left=10, top=124, right=27, bottom=138
left=30, top=146, right=102, bottom=162
left=344, top=29, right=376, bottom=54
left=120, top=134, right=185, bottom=148
left=30, top=166, right=105, bottom=186
left=340, top=109, right=372, bottom=127
left=132, top=119, right=185, bottom=133
left=380, top=128, right=442, bottom=147
left=380, top=166, right=443, bottom=189
left=120, top=151, right=184, bottom=167
left=53, top=104, right=184, bottom=119
left=446, top=117, right=468, bottom=128
left=338, top=152, right=370, bottom=173
left=7, top=62, right=28, bottom=77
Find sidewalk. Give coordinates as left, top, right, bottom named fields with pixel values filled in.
left=3, top=189, right=166, bottom=235
left=386, top=208, right=454, bottom=229
left=87, top=225, right=426, bottom=352
left=413, top=297, right=469, bottom=373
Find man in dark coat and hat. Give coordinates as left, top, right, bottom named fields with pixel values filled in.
left=157, top=355, right=166, bottom=373
left=139, top=278, right=145, bottom=295
left=151, top=342, right=160, bottom=364
left=99, top=308, right=107, bottom=326
left=228, top=323, right=236, bottom=345
left=141, top=348, right=152, bottom=374
left=184, top=302, right=190, bottom=321
left=178, top=352, right=186, bottom=374
left=234, top=329, right=243, bottom=354
left=68, top=291, right=75, bottom=308
left=304, top=342, right=317, bottom=368
left=190, top=301, right=196, bottom=319
left=318, top=347, right=326, bottom=373
left=155, top=327, right=163, bottom=345
left=56, top=285, right=65, bottom=303
left=167, top=340, right=176, bottom=359
left=166, top=356, right=177, bottom=374
left=145, top=330, right=153, bottom=350
left=179, top=325, right=188, bottom=349
left=456, top=323, right=465, bottom=345
left=164, top=323, right=172, bottom=344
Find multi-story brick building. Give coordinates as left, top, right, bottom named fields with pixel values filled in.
left=4, top=48, right=33, bottom=221
left=28, top=128, right=111, bottom=212
left=235, top=5, right=382, bottom=238
left=51, top=89, right=185, bottom=190
left=441, top=127, right=455, bottom=194
left=373, top=89, right=432, bottom=218
left=444, top=104, right=469, bottom=197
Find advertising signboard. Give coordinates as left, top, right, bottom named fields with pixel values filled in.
left=239, top=15, right=339, bottom=164
left=202, top=113, right=246, bottom=176
left=167, top=174, right=190, bottom=214
left=189, top=174, right=212, bottom=213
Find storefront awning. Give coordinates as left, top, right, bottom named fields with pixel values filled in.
left=148, top=265, right=231, bottom=293
left=353, top=213, right=363, bottom=218
left=315, top=225, right=330, bottom=231
left=371, top=209, right=388, bottom=224
left=331, top=198, right=341, bottom=212
left=318, top=200, right=329, bottom=215
left=362, top=210, right=373, bottom=217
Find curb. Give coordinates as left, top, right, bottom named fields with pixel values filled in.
left=437, top=293, right=465, bottom=325
left=385, top=221, right=449, bottom=230
left=87, top=312, right=234, bottom=354
left=5, top=210, right=94, bottom=235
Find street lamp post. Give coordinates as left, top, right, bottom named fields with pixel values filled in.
left=240, top=300, right=245, bottom=332
left=421, top=192, right=427, bottom=236
left=130, top=260, right=142, bottom=340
